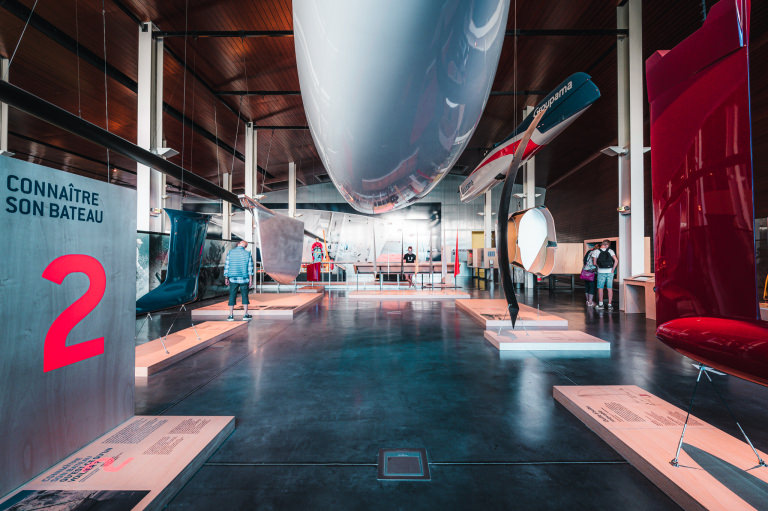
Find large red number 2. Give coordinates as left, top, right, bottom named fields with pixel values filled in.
left=42, top=254, right=107, bottom=372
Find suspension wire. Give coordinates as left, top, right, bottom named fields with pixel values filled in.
left=235, top=37, right=250, bottom=191
left=8, top=0, right=40, bottom=67
left=240, top=37, right=251, bottom=121
left=101, top=0, right=110, bottom=181
left=513, top=0, right=518, bottom=127
left=214, top=99, right=221, bottom=187
left=74, top=0, right=82, bottom=117
left=180, top=0, right=190, bottom=200
left=260, top=128, right=275, bottom=196
left=188, top=46, right=198, bottom=176
left=229, top=96, right=243, bottom=176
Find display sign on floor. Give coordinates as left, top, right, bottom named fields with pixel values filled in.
left=0, top=156, right=136, bottom=496
left=0, top=415, right=235, bottom=511
left=554, top=385, right=768, bottom=511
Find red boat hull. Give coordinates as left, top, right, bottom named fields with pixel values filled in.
left=646, top=0, right=766, bottom=385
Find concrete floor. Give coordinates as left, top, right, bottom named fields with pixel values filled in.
left=135, top=284, right=768, bottom=510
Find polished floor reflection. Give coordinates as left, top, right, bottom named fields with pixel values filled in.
left=135, top=286, right=768, bottom=510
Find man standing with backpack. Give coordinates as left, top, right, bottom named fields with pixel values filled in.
left=592, top=240, right=618, bottom=309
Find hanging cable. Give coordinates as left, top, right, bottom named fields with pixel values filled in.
left=214, top=99, right=221, bottom=187
left=240, top=37, right=252, bottom=122
left=231, top=37, right=250, bottom=191
left=74, top=0, right=82, bottom=117
left=101, top=0, right=110, bottom=181
left=229, top=96, right=243, bottom=176
left=260, top=129, right=275, bottom=196
left=180, top=0, right=190, bottom=199
left=513, top=0, right=518, bottom=127
left=188, top=46, right=198, bottom=176
left=8, top=0, right=40, bottom=67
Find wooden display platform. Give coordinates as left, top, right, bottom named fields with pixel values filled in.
left=484, top=329, right=610, bottom=351
left=623, top=274, right=656, bottom=320
left=554, top=385, right=768, bottom=511
left=456, top=299, right=568, bottom=329
left=297, top=285, right=324, bottom=293
left=0, top=415, right=234, bottom=511
left=348, top=289, right=470, bottom=300
left=191, top=292, right=322, bottom=319
left=135, top=321, right=247, bottom=377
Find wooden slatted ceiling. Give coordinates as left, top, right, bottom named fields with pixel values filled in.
left=0, top=0, right=765, bottom=215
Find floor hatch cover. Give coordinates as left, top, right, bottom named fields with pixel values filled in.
left=377, top=448, right=430, bottom=481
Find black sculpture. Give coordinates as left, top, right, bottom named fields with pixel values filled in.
left=496, top=108, right=547, bottom=328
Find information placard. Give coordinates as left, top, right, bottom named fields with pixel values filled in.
left=0, top=156, right=136, bottom=496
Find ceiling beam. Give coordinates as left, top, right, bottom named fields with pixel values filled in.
left=155, top=28, right=629, bottom=39
left=215, top=90, right=301, bottom=96
left=505, top=28, right=628, bottom=37
left=0, top=80, right=242, bottom=204
left=109, top=0, right=243, bottom=118
left=156, top=30, right=293, bottom=38
left=0, top=0, right=275, bottom=179
left=255, top=125, right=309, bottom=130
left=108, top=0, right=266, bottom=170
left=214, top=89, right=548, bottom=97
left=489, top=90, right=548, bottom=96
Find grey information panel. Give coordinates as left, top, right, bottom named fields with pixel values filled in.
left=0, top=156, right=136, bottom=497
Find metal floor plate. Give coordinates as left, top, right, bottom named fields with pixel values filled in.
left=377, top=448, right=430, bottom=481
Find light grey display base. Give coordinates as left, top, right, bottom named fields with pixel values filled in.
left=484, top=329, right=610, bottom=351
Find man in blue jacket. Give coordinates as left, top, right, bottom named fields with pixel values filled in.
left=224, top=240, right=254, bottom=321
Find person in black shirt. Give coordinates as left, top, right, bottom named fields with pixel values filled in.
left=403, top=246, right=416, bottom=287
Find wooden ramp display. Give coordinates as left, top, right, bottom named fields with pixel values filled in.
left=456, top=299, right=568, bottom=329
left=135, top=321, right=247, bottom=377
left=348, top=289, right=470, bottom=300
left=0, top=415, right=234, bottom=511
left=484, top=329, right=610, bottom=351
left=191, top=292, right=322, bottom=319
left=554, top=385, right=768, bottom=511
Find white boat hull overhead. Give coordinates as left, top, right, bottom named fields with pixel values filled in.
left=294, top=0, right=510, bottom=214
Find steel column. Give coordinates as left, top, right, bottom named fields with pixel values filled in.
left=288, top=161, right=297, bottom=218
left=244, top=122, right=258, bottom=243
left=0, top=58, right=9, bottom=156
left=137, top=22, right=165, bottom=232
left=628, top=0, right=645, bottom=277
left=222, top=172, right=232, bottom=239
left=617, top=0, right=646, bottom=307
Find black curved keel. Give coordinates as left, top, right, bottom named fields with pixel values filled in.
left=496, top=108, right=547, bottom=328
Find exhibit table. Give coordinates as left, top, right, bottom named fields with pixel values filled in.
left=622, top=274, right=656, bottom=320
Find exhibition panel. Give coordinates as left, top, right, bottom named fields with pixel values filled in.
left=555, top=385, right=768, bottom=510
left=0, top=157, right=136, bottom=496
